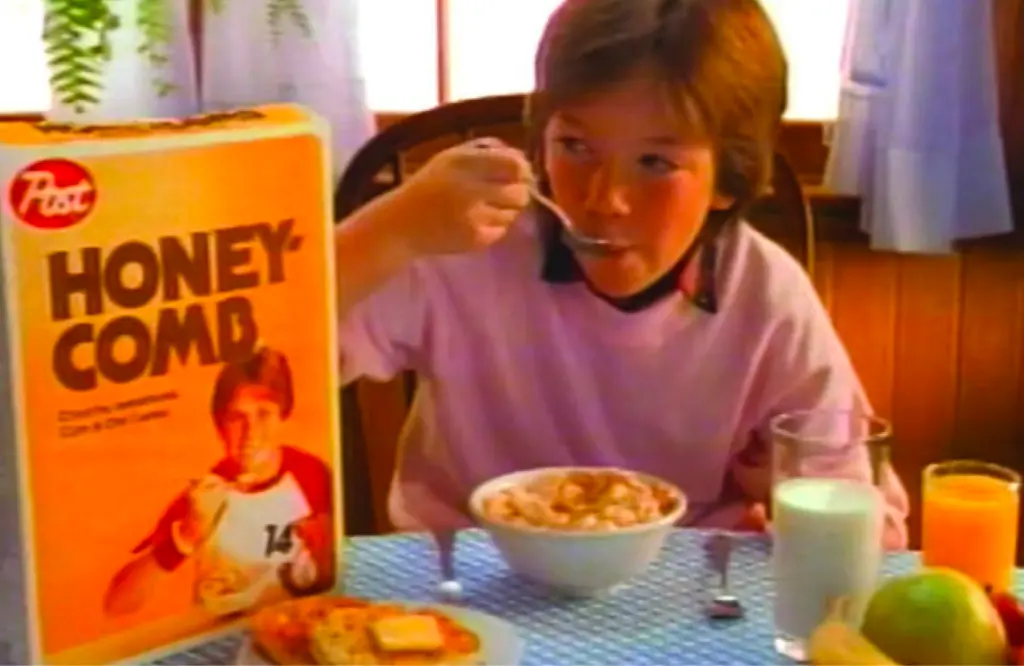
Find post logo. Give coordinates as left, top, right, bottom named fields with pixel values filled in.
left=6, top=158, right=97, bottom=230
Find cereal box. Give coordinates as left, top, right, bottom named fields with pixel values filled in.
left=0, top=105, right=343, bottom=664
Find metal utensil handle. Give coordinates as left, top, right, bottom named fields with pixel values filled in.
left=705, top=532, right=733, bottom=585
left=435, top=530, right=457, bottom=580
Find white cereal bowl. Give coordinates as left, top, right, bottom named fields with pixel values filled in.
left=468, top=467, right=688, bottom=597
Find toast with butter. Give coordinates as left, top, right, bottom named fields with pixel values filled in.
left=251, top=596, right=370, bottom=665
left=251, top=597, right=482, bottom=665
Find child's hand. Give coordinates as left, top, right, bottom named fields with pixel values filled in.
left=736, top=502, right=769, bottom=532
left=177, top=475, right=229, bottom=549
left=390, top=137, right=532, bottom=257
left=281, top=546, right=319, bottom=593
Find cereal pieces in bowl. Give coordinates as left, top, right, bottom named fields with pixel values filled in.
left=468, top=467, right=687, bottom=596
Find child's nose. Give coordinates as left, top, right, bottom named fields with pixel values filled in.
left=584, top=164, right=630, bottom=217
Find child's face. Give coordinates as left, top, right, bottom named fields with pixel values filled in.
left=219, top=383, right=284, bottom=481
left=543, top=70, right=733, bottom=297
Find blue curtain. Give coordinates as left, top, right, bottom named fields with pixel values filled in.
left=824, top=0, right=1013, bottom=253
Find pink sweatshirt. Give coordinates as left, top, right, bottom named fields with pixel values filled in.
left=339, top=216, right=909, bottom=548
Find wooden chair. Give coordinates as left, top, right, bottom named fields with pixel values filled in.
left=334, top=94, right=817, bottom=535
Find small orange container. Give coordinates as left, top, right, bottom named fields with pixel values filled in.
left=921, top=460, right=1020, bottom=592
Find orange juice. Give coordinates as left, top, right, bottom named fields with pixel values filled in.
left=0, top=107, right=342, bottom=664
left=922, top=466, right=1020, bottom=592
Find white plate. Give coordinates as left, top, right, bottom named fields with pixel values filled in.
left=235, top=600, right=525, bottom=665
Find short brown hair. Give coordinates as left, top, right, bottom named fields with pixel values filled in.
left=527, top=0, right=788, bottom=216
left=210, top=347, right=294, bottom=426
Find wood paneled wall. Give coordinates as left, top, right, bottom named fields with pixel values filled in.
left=812, top=242, right=1024, bottom=553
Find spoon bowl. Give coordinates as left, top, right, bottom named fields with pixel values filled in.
left=530, top=189, right=631, bottom=256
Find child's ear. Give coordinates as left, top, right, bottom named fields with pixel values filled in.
left=711, top=192, right=735, bottom=210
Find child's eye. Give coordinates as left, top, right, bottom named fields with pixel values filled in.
left=553, top=136, right=590, bottom=156
left=637, top=154, right=679, bottom=174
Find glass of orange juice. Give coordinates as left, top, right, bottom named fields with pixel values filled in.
left=921, top=460, right=1020, bottom=592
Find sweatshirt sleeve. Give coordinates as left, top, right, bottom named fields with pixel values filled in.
left=338, top=262, right=430, bottom=385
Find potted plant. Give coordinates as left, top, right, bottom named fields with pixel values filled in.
left=42, top=0, right=312, bottom=114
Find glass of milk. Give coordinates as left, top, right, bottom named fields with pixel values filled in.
left=769, top=410, right=890, bottom=662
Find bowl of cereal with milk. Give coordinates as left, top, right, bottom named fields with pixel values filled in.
left=468, top=467, right=687, bottom=596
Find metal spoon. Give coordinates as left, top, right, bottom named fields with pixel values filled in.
left=530, top=188, right=630, bottom=256
left=704, top=531, right=744, bottom=620
left=433, top=530, right=463, bottom=601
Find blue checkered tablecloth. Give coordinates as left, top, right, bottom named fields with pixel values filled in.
left=153, top=528, right=1022, bottom=666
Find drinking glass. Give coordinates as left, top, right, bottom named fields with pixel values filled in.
left=770, top=410, right=890, bottom=662
left=921, top=460, right=1020, bottom=592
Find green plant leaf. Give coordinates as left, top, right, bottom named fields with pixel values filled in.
left=44, top=0, right=314, bottom=113
left=43, top=0, right=110, bottom=113
left=135, top=0, right=176, bottom=97
left=268, top=0, right=314, bottom=44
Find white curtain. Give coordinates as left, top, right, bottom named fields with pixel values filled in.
left=201, top=0, right=375, bottom=182
left=824, top=0, right=1013, bottom=253
left=46, top=0, right=197, bottom=122
left=46, top=0, right=375, bottom=182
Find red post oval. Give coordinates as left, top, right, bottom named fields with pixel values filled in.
left=6, top=158, right=97, bottom=230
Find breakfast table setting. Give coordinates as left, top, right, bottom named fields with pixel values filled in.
left=2, top=409, right=1022, bottom=665
left=154, top=527, right=1024, bottom=665
left=143, top=411, right=1024, bottom=666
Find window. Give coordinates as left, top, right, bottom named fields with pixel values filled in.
left=1, top=0, right=848, bottom=120
left=441, top=0, right=850, bottom=120
left=354, top=0, right=438, bottom=112
left=0, top=0, right=48, bottom=114
left=760, top=0, right=850, bottom=120
left=445, top=0, right=559, bottom=104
